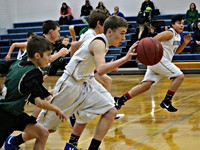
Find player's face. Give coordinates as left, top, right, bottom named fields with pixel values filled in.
left=109, top=27, right=127, bottom=47
left=172, top=20, right=184, bottom=33
left=38, top=51, right=52, bottom=68
left=52, top=26, right=60, bottom=42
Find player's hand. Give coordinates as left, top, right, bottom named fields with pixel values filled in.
left=59, top=48, right=70, bottom=57
left=183, top=34, right=192, bottom=45
left=5, top=55, right=11, bottom=61
left=125, top=41, right=138, bottom=61
left=55, top=109, right=66, bottom=122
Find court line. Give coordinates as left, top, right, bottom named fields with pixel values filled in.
left=79, top=91, right=200, bottom=146
left=128, top=101, right=200, bottom=150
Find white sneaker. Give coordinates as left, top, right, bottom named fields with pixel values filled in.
left=115, top=113, right=125, bottom=120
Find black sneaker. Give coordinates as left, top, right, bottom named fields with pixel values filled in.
left=160, top=101, right=178, bottom=112
left=114, top=97, right=125, bottom=110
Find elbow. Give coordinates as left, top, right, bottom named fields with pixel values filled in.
left=95, top=68, right=105, bottom=76
left=35, top=100, right=45, bottom=109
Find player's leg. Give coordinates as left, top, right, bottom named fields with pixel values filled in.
left=150, top=59, right=184, bottom=112
left=91, top=75, right=125, bottom=119
left=70, top=82, right=116, bottom=150
left=88, top=107, right=117, bottom=149
left=160, top=73, right=184, bottom=112
left=115, top=68, right=156, bottom=109
left=22, top=123, right=49, bottom=150
left=65, top=122, right=87, bottom=149
left=4, top=114, right=43, bottom=150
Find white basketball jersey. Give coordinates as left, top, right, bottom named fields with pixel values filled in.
left=79, top=28, right=96, bottom=41
left=64, top=34, right=108, bottom=81
left=161, top=28, right=181, bottom=61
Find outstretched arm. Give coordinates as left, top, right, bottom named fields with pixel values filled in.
left=91, top=40, right=138, bottom=76
left=5, top=42, right=27, bottom=61
left=176, top=34, right=191, bottom=54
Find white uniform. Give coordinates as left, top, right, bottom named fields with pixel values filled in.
left=37, top=34, right=115, bottom=130
left=142, top=28, right=183, bottom=83
left=79, top=28, right=96, bottom=41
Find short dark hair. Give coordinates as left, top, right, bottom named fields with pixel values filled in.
left=42, top=20, right=60, bottom=34
left=27, top=36, right=54, bottom=58
left=88, top=9, right=109, bottom=29
left=103, top=16, right=128, bottom=34
left=26, top=32, right=36, bottom=38
left=171, top=14, right=184, bottom=25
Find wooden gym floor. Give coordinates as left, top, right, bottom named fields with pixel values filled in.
left=1, top=74, right=200, bottom=150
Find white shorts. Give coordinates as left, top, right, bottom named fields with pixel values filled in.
left=142, top=58, right=183, bottom=83
left=37, top=73, right=115, bottom=130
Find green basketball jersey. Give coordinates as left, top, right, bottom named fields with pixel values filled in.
left=0, top=60, right=36, bottom=115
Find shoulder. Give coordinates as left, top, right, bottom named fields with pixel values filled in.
left=154, top=30, right=173, bottom=42
left=26, top=67, right=43, bottom=78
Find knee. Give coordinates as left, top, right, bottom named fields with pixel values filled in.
left=178, top=74, right=185, bottom=81
left=38, top=127, right=49, bottom=140
left=106, top=107, right=118, bottom=119
left=141, top=81, right=152, bottom=91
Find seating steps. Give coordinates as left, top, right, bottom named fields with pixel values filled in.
left=174, top=62, right=200, bottom=69
left=1, top=14, right=200, bottom=74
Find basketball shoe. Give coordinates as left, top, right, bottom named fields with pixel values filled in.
left=4, top=136, right=20, bottom=150
left=114, top=96, right=125, bottom=110
left=160, top=100, right=178, bottom=112
left=64, top=142, right=82, bottom=150
left=115, top=113, right=125, bottom=120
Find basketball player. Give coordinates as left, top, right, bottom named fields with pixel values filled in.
left=42, top=20, right=70, bottom=80
left=68, top=10, right=125, bottom=128
left=5, top=32, right=36, bottom=61
left=0, top=36, right=66, bottom=150
left=115, top=14, right=191, bottom=112
left=37, top=16, right=138, bottom=150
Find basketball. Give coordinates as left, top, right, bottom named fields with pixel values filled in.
left=136, top=37, right=163, bottom=66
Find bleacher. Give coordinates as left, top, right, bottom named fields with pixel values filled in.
left=0, top=14, right=200, bottom=75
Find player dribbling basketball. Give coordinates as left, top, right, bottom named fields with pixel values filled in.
left=114, top=14, right=191, bottom=112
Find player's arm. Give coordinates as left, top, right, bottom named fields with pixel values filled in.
left=24, top=69, right=66, bottom=121
left=50, top=47, right=69, bottom=62
left=91, top=39, right=138, bottom=76
left=31, top=88, right=53, bottom=118
left=34, top=97, right=66, bottom=121
left=69, top=40, right=84, bottom=57
left=69, top=25, right=77, bottom=42
left=176, top=34, right=191, bottom=54
left=5, top=42, right=27, bottom=61
left=154, top=30, right=173, bottom=42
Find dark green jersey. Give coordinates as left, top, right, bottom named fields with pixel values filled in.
left=0, top=60, right=50, bottom=115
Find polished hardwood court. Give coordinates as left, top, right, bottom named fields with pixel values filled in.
left=1, top=74, right=200, bottom=150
